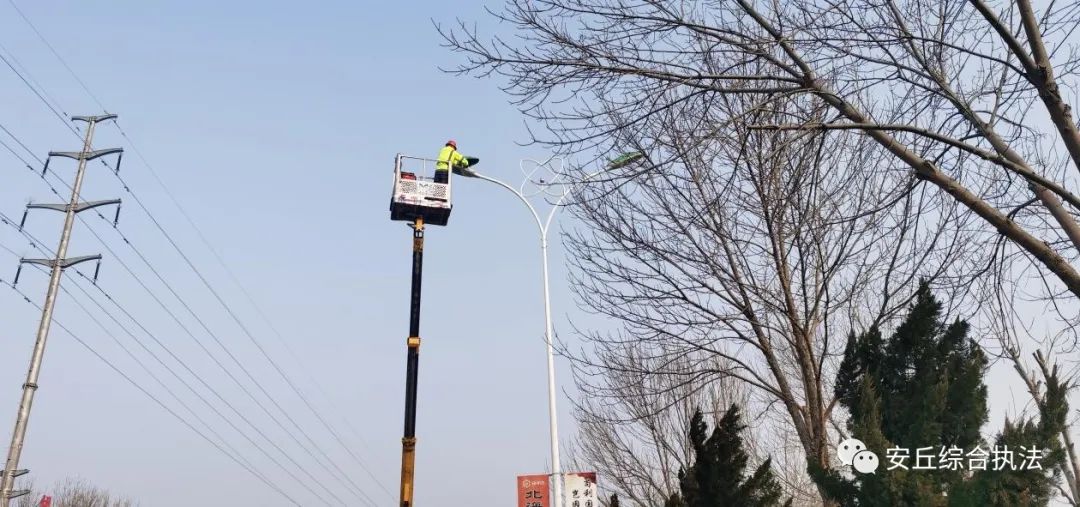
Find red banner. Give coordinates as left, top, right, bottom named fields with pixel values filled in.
left=517, top=474, right=550, bottom=507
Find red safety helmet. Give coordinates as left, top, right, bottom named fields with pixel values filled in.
left=446, top=140, right=457, bottom=149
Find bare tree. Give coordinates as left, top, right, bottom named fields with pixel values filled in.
left=51, top=478, right=136, bottom=507
left=566, top=348, right=740, bottom=505
left=566, top=345, right=822, bottom=506
left=1004, top=347, right=1080, bottom=505
left=13, top=481, right=36, bottom=507
left=546, top=90, right=978, bottom=503
left=440, top=0, right=1080, bottom=310
left=441, top=2, right=1080, bottom=501
left=12, top=477, right=136, bottom=507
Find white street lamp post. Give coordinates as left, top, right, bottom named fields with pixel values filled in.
left=463, top=152, right=643, bottom=507
left=469, top=170, right=565, bottom=506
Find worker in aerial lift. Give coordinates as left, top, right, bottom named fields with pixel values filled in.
left=434, top=139, right=478, bottom=183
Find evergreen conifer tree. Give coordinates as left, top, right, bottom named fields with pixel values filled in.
left=813, top=281, right=1066, bottom=506
left=666, top=405, right=790, bottom=507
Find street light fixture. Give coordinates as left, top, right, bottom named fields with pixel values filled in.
left=460, top=152, right=644, bottom=507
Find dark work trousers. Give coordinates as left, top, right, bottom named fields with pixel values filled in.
left=435, top=170, right=449, bottom=184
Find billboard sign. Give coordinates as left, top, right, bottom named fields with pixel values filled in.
left=563, top=472, right=598, bottom=507
left=517, top=474, right=550, bottom=507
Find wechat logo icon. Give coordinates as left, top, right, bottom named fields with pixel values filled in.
left=837, top=438, right=879, bottom=474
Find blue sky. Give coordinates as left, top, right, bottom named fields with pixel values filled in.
left=0, top=2, right=593, bottom=505
left=0, top=2, right=1049, bottom=507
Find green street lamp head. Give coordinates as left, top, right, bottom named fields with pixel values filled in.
left=606, top=151, right=645, bottom=169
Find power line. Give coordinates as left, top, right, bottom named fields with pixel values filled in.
left=1, top=118, right=117, bottom=505
left=0, top=38, right=67, bottom=118
left=0, top=121, right=120, bottom=224
left=101, top=125, right=390, bottom=499
left=6, top=28, right=382, bottom=494
left=60, top=269, right=338, bottom=507
left=0, top=122, right=76, bottom=206
left=0, top=50, right=76, bottom=137
left=0, top=32, right=372, bottom=500
left=80, top=211, right=376, bottom=506
left=6, top=0, right=107, bottom=112
left=56, top=268, right=268, bottom=478
left=0, top=276, right=304, bottom=506
left=95, top=58, right=388, bottom=497
left=0, top=17, right=389, bottom=498
left=0, top=137, right=367, bottom=506
left=0, top=241, right=20, bottom=259
left=0, top=213, right=46, bottom=257
left=0, top=209, right=344, bottom=506
left=0, top=115, right=357, bottom=505
left=2, top=123, right=370, bottom=502
left=0, top=136, right=31, bottom=168
left=0, top=123, right=39, bottom=163
left=0, top=142, right=351, bottom=505
left=74, top=214, right=360, bottom=504
left=116, top=145, right=391, bottom=493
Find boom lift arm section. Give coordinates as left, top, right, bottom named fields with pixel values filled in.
left=399, top=217, right=424, bottom=507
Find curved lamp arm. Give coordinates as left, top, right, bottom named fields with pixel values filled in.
left=469, top=172, right=545, bottom=237
left=543, top=166, right=612, bottom=232
left=468, top=150, right=646, bottom=236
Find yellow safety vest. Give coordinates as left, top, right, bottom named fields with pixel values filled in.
left=435, top=145, right=468, bottom=171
